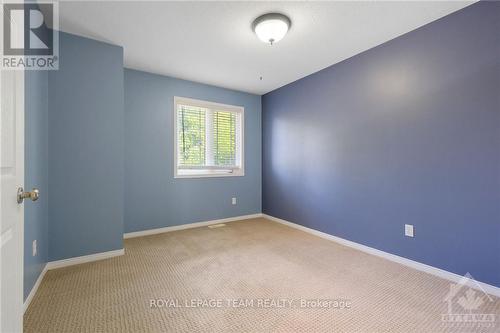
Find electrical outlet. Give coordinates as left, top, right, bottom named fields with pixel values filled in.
left=232, top=197, right=237, bottom=205
left=405, top=224, right=414, bottom=238
left=32, top=240, right=37, bottom=256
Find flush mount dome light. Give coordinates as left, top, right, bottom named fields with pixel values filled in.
left=252, top=13, right=291, bottom=45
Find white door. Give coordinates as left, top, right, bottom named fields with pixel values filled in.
left=0, top=68, right=25, bottom=332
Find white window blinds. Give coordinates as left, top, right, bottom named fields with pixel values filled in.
left=178, top=105, right=207, bottom=167
left=213, top=111, right=237, bottom=167
left=175, top=97, right=244, bottom=177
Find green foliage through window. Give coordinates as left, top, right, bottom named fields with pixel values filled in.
left=213, top=111, right=236, bottom=166
left=178, top=105, right=206, bottom=166
left=177, top=104, right=240, bottom=169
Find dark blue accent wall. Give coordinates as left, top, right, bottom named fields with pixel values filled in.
left=124, top=69, right=261, bottom=233
left=48, top=32, right=124, bottom=261
left=24, top=70, right=48, bottom=300
left=262, top=2, right=500, bottom=287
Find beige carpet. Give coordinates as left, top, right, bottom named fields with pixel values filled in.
left=24, top=218, right=500, bottom=332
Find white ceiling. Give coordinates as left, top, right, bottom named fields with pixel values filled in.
left=55, top=1, right=475, bottom=95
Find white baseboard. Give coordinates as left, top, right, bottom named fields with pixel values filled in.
left=23, top=264, right=48, bottom=313
left=24, top=215, right=263, bottom=313
left=24, top=249, right=125, bottom=313
left=124, top=213, right=263, bottom=239
left=263, top=214, right=500, bottom=298
left=25, top=213, right=497, bottom=316
left=46, top=248, right=125, bottom=270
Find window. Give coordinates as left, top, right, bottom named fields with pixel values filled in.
left=174, top=97, right=244, bottom=178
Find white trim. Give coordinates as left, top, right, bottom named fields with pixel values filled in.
left=174, top=96, right=244, bottom=114
left=262, top=214, right=500, bottom=298
left=45, top=249, right=125, bottom=270
left=173, top=96, right=245, bottom=179
left=23, top=264, right=48, bottom=313
left=124, top=213, right=262, bottom=239
left=23, top=249, right=124, bottom=313
left=174, top=168, right=244, bottom=179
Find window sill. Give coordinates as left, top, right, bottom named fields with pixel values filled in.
left=174, top=169, right=244, bottom=179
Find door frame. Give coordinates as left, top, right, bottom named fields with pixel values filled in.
left=0, top=67, right=25, bottom=332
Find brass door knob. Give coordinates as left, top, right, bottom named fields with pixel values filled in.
left=17, top=187, right=39, bottom=204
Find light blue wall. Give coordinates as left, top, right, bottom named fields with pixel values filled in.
left=24, top=70, right=49, bottom=300
left=124, top=69, right=261, bottom=233
left=48, top=32, right=124, bottom=261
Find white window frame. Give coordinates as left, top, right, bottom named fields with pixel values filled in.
left=174, top=96, right=245, bottom=178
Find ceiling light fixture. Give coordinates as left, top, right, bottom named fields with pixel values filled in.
left=252, top=13, right=291, bottom=45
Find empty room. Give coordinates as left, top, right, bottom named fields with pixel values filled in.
left=1, top=0, right=499, bottom=332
